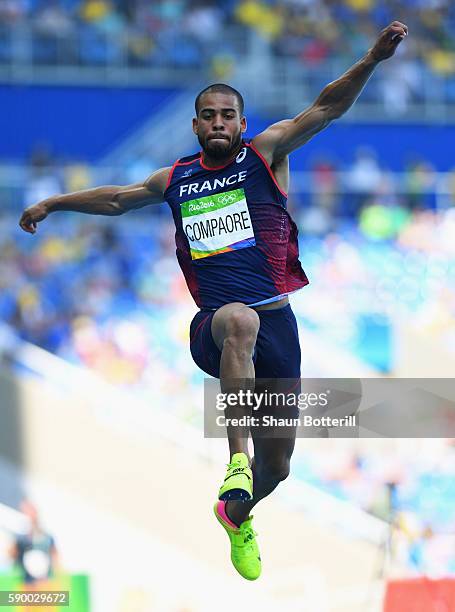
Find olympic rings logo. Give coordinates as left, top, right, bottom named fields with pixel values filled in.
left=218, top=193, right=237, bottom=205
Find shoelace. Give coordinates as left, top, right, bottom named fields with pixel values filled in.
left=226, top=460, right=242, bottom=470
left=241, top=526, right=258, bottom=545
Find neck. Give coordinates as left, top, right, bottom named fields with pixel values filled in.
left=201, top=141, right=243, bottom=168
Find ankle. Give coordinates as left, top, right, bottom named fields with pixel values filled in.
left=230, top=451, right=250, bottom=464
left=225, top=500, right=248, bottom=527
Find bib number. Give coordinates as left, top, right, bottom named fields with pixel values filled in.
left=181, top=188, right=256, bottom=260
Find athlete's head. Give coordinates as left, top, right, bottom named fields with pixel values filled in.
left=193, top=84, right=247, bottom=160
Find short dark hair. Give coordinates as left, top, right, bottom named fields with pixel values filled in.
left=195, top=83, right=244, bottom=116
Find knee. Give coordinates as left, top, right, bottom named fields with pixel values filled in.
left=224, top=308, right=259, bottom=351
left=255, top=457, right=291, bottom=485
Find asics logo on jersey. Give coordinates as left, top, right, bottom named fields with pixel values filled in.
left=182, top=168, right=193, bottom=178
left=236, top=147, right=247, bottom=163
left=218, top=193, right=237, bottom=205
left=179, top=170, right=247, bottom=197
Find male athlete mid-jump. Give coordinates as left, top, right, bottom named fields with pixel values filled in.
left=20, top=22, right=407, bottom=580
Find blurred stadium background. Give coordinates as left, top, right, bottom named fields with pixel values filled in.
left=0, top=1, right=454, bottom=611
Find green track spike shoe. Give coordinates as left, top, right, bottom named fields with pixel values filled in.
left=218, top=452, right=253, bottom=502
left=214, top=500, right=261, bottom=580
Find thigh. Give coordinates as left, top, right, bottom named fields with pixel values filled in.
left=255, top=305, right=301, bottom=379
left=189, top=303, right=260, bottom=378
left=189, top=310, right=221, bottom=378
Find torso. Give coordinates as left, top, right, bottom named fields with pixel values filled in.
left=162, top=139, right=308, bottom=310
left=269, top=155, right=289, bottom=196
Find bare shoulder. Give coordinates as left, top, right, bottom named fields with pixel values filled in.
left=144, top=166, right=172, bottom=195
left=251, top=120, right=293, bottom=165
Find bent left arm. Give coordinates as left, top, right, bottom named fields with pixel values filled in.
left=253, top=21, right=408, bottom=164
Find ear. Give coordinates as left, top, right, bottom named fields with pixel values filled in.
left=192, top=117, right=198, bottom=135
left=240, top=116, right=247, bottom=134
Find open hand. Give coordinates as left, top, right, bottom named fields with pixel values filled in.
left=19, top=202, right=49, bottom=234
left=371, top=21, right=408, bottom=61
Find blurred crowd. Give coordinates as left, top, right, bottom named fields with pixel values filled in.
left=294, top=440, right=455, bottom=577
left=0, top=0, right=454, bottom=87
left=297, top=147, right=455, bottom=226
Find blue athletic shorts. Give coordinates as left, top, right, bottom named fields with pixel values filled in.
left=189, top=303, right=301, bottom=379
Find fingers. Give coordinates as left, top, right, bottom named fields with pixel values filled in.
left=19, top=213, right=37, bottom=234
left=372, top=20, right=408, bottom=60
left=391, top=21, right=408, bottom=35
left=389, top=21, right=408, bottom=41
left=19, top=222, right=36, bottom=234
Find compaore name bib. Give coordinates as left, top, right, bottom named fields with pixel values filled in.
left=181, top=188, right=256, bottom=259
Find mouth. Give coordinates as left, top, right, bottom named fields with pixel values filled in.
left=208, top=135, right=229, bottom=141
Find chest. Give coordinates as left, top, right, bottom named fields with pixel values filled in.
left=166, top=149, right=280, bottom=212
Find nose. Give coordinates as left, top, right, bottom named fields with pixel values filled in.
left=212, top=113, right=225, bottom=130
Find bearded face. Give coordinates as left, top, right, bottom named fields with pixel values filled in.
left=197, top=129, right=243, bottom=160
left=193, top=92, right=246, bottom=162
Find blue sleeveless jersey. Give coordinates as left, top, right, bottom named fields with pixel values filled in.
left=164, top=140, right=309, bottom=309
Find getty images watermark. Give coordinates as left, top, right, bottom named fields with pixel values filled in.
left=214, top=388, right=356, bottom=430
left=203, top=378, right=455, bottom=438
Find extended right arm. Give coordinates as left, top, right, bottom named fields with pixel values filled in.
left=19, top=166, right=171, bottom=234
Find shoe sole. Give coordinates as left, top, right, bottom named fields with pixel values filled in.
left=219, top=488, right=252, bottom=501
